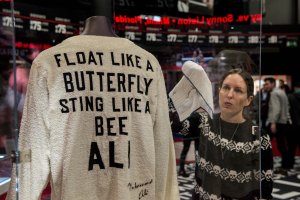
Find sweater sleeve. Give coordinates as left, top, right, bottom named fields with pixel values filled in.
left=153, top=69, right=180, bottom=200
left=168, top=97, right=201, bottom=137
left=260, top=131, right=274, bottom=199
left=6, top=60, right=50, bottom=200
left=168, top=97, right=184, bottom=134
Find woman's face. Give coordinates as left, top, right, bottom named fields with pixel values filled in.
left=219, top=74, right=253, bottom=118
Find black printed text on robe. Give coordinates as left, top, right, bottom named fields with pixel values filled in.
left=88, top=116, right=130, bottom=170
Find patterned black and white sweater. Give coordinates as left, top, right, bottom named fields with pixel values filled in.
left=169, top=98, right=273, bottom=200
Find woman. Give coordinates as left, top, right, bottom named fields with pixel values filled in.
left=169, top=67, right=273, bottom=199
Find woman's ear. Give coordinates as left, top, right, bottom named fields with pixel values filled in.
left=245, top=95, right=254, bottom=107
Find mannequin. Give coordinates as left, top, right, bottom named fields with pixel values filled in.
left=80, top=16, right=117, bottom=37
left=80, top=0, right=117, bottom=37
left=6, top=0, right=181, bottom=199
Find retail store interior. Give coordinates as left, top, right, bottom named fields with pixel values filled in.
left=1, top=0, right=300, bottom=199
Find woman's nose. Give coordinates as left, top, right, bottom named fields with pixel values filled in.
left=227, top=89, right=234, bottom=97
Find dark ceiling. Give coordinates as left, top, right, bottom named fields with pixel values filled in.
left=12, top=0, right=250, bottom=17
left=14, top=0, right=91, bottom=9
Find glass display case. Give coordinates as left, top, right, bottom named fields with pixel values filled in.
left=0, top=1, right=17, bottom=198
left=0, top=0, right=274, bottom=199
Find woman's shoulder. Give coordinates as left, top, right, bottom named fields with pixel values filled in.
left=213, top=113, right=220, bottom=119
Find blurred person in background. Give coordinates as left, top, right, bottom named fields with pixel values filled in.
left=174, top=112, right=200, bottom=177
left=253, top=82, right=270, bottom=134
left=5, top=48, right=39, bottom=121
left=279, top=79, right=291, bottom=95
left=287, top=82, right=300, bottom=170
left=264, top=77, right=292, bottom=174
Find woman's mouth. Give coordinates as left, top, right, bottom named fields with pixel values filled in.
left=224, top=102, right=232, bottom=107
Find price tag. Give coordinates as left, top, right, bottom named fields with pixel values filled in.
left=188, top=35, right=198, bottom=43
left=268, top=35, right=278, bottom=44
left=167, top=34, right=177, bottom=42
left=228, top=36, right=239, bottom=44
left=30, top=20, right=42, bottom=31
left=209, top=35, right=219, bottom=43
left=125, top=32, right=136, bottom=40
left=2, top=16, right=13, bottom=27
left=146, top=33, right=157, bottom=41
left=248, top=36, right=259, bottom=44
left=55, top=24, right=67, bottom=34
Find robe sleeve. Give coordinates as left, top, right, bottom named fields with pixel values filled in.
left=153, top=68, right=180, bottom=200
left=6, top=60, right=50, bottom=200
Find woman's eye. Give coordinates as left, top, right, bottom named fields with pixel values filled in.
left=235, top=89, right=242, bottom=93
left=222, top=85, right=230, bottom=90
left=222, top=85, right=245, bottom=94
left=236, top=88, right=247, bottom=94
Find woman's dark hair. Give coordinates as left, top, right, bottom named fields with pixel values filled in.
left=219, top=68, right=254, bottom=97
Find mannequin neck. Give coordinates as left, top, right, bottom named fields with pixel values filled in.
left=81, top=16, right=117, bottom=37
